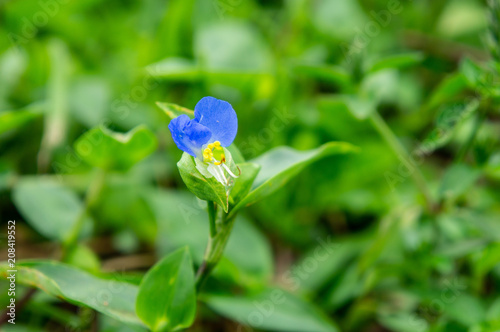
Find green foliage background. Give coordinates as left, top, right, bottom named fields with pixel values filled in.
left=0, top=0, right=499, bottom=331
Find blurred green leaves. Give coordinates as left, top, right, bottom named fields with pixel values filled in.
left=0, top=109, right=41, bottom=136
left=337, top=95, right=377, bottom=120
left=421, top=99, right=480, bottom=154
left=0, top=48, right=27, bottom=109
left=148, top=21, right=275, bottom=98
left=194, top=22, right=272, bottom=73
left=74, top=125, right=157, bottom=172
left=439, top=163, right=480, bottom=200
left=38, top=39, right=72, bottom=172
left=367, top=52, right=424, bottom=73
left=426, top=72, right=469, bottom=110
left=205, top=288, right=340, bottom=332
left=12, top=178, right=92, bottom=242
left=0, top=261, right=142, bottom=326
left=232, top=142, right=357, bottom=213
left=147, top=58, right=201, bottom=82
left=69, top=77, right=111, bottom=127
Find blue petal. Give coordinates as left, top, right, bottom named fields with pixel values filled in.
left=194, top=96, right=237, bottom=147
left=168, top=114, right=212, bottom=157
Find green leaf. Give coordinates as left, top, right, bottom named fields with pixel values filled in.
left=0, top=109, right=41, bottom=136
left=232, top=142, right=357, bottom=213
left=319, top=95, right=377, bottom=121
left=443, top=293, right=486, bottom=326
left=420, top=100, right=480, bottom=153
left=156, top=101, right=194, bottom=120
left=136, top=247, right=196, bottom=332
left=367, top=52, right=424, bottom=73
left=0, top=48, right=27, bottom=108
left=472, top=243, right=500, bottom=281
left=12, top=178, right=92, bottom=242
left=459, top=58, right=498, bottom=96
left=147, top=58, right=201, bottom=81
left=436, top=238, right=486, bottom=258
left=426, top=72, right=468, bottom=109
left=226, top=144, right=245, bottom=164
left=2, top=324, right=46, bottom=332
left=436, top=0, right=486, bottom=38
left=293, top=63, right=353, bottom=91
left=147, top=190, right=209, bottom=262
left=194, top=22, right=272, bottom=73
left=100, top=315, right=149, bottom=332
left=219, top=215, right=273, bottom=286
left=460, top=58, right=483, bottom=88
left=64, top=244, right=101, bottom=273
left=340, top=95, right=377, bottom=120
left=69, top=77, right=111, bottom=127
left=357, top=207, right=419, bottom=273
left=293, top=235, right=369, bottom=294
left=74, top=125, right=157, bottom=172
left=95, top=183, right=157, bottom=242
left=177, top=149, right=238, bottom=213
left=229, top=162, right=260, bottom=206
left=204, top=288, right=339, bottom=332
left=325, top=263, right=364, bottom=309
left=486, top=298, right=500, bottom=322
left=378, top=312, right=428, bottom=332
left=0, top=260, right=142, bottom=326
left=439, top=163, right=480, bottom=200
left=312, top=0, right=367, bottom=40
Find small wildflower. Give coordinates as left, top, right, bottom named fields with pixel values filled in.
left=168, top=96, right=239, bottom=186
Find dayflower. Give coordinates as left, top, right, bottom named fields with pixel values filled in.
left=168, top=96, right=239, bottom=186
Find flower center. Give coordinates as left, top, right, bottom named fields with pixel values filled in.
left=203, top=141, right=226, bottom=165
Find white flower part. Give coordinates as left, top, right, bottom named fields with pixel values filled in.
left=194, top=147, right=239, bottom=187
left=208, top=164, right=228, bottom=185
left=222, top=163, right=238, bottom=178
left=194, top=155, right=230, bottom=186
left=195, top=158, right=212, bottom=178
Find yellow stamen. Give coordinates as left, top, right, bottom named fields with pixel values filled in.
left=204, top=141, right=225, bottom=163
left=214, top=155, right=226, bottom=165
left=203, top=147, right=213, bottom=161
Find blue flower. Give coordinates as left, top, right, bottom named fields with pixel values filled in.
left=169, top=97, right=239, bottom=186
left=169, top=96, right=238, bottom=160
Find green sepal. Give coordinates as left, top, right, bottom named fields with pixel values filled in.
left=177, top=148, right=239, bottom=212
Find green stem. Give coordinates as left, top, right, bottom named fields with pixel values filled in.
left=207, top=201, right=217, bottom=238
left=62, top=169, right=106, bottom=260
left=369, top=111, right=434, bottom=212
left=195, top=213, right=237, bottom=292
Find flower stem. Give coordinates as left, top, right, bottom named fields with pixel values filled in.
left=207, top=201, right=217, bottom=238
left=369, top=111, right=434, bottom=212
left=62, top=168, right=106, bottom=260
left=195, top=212, right=237, bottom=292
